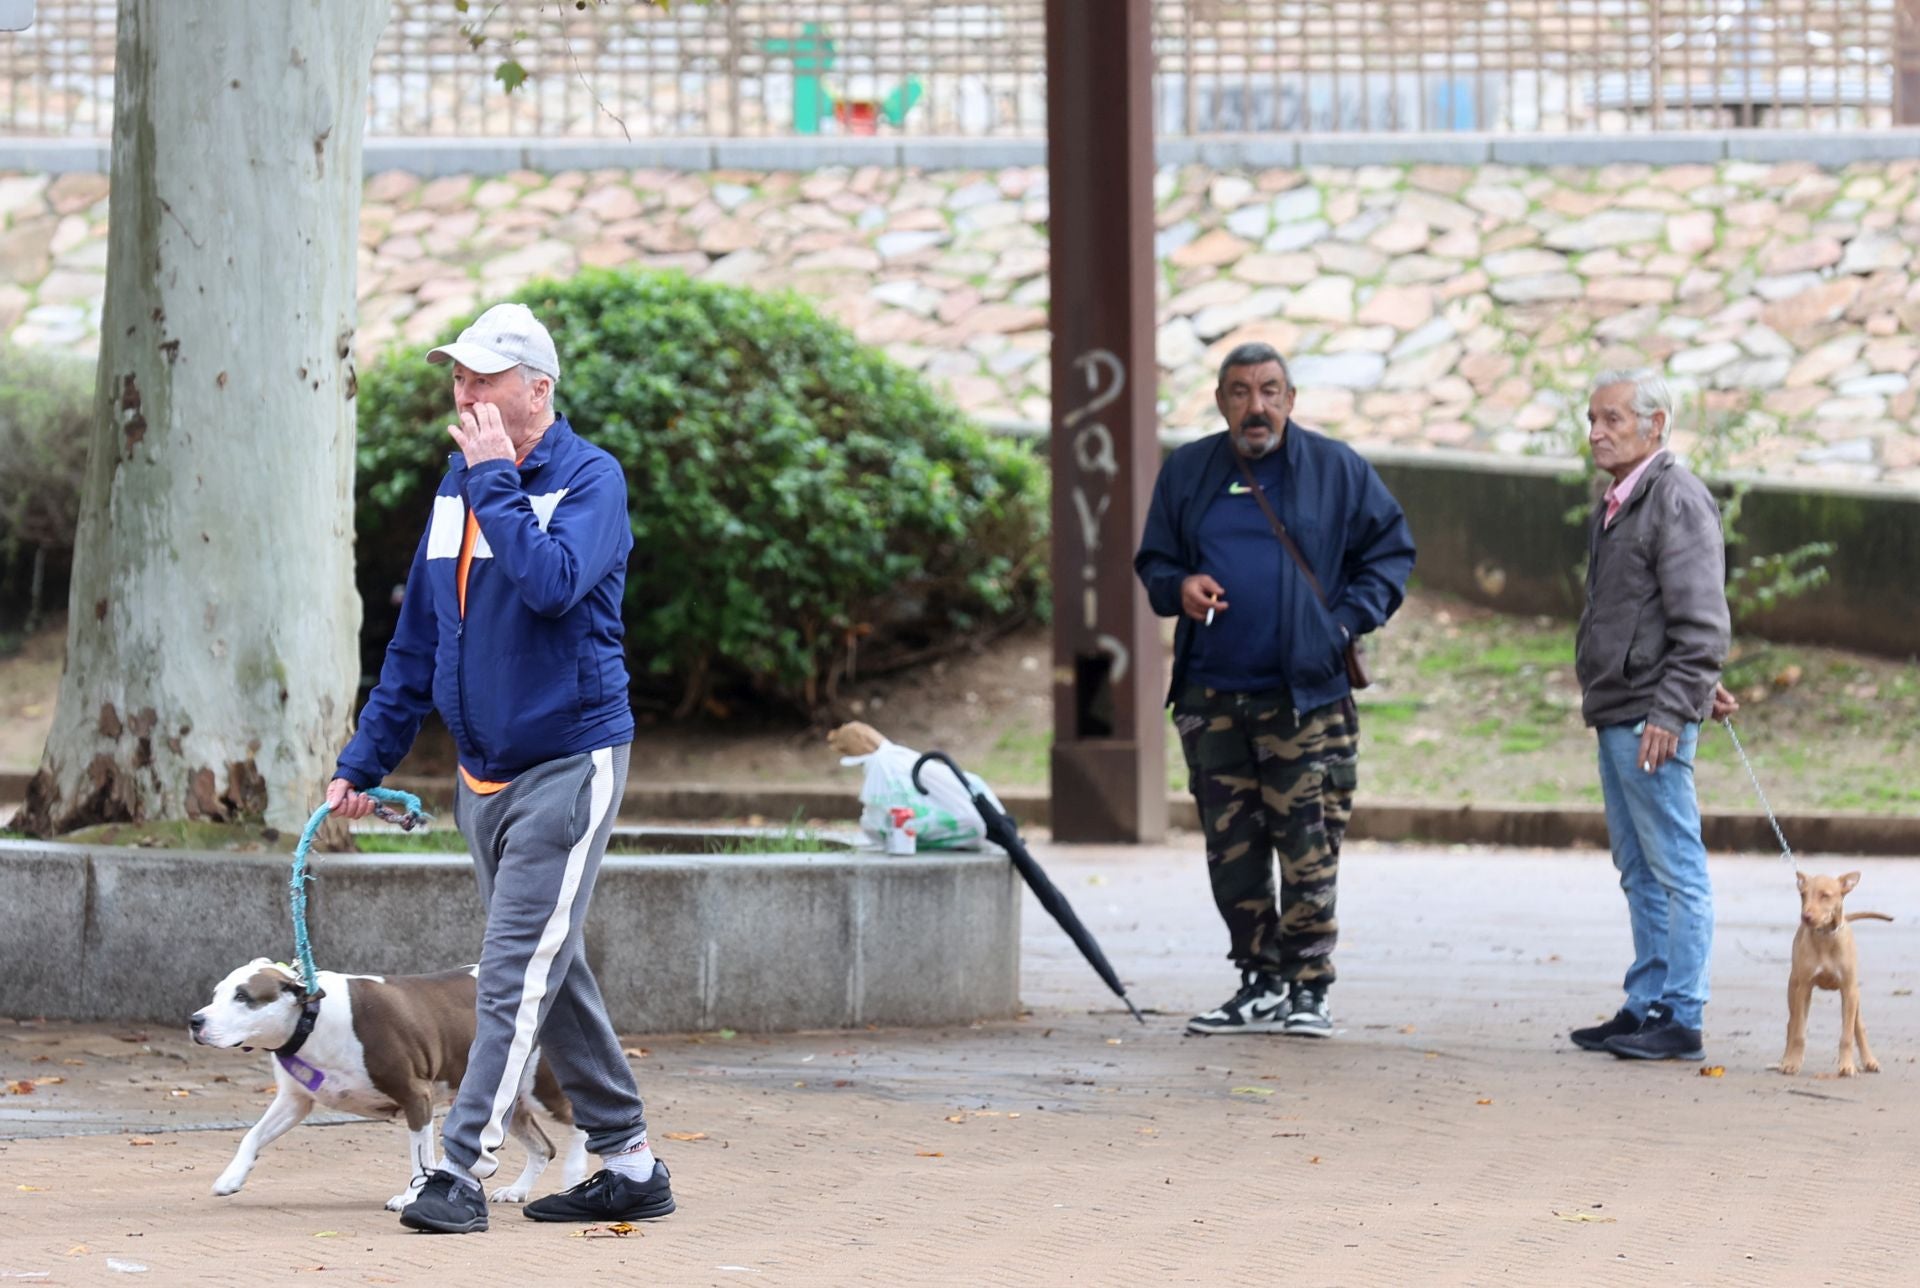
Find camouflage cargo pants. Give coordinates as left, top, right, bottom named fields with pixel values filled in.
left=1173, top=685, right=1360, bottom=983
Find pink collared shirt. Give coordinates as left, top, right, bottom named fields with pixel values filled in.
left=1603, top=449, right=1665, bottom=528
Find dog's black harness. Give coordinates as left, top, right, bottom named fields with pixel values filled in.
left=268, top=996, right=329, bottom=1093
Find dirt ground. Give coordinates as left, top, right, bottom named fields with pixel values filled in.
left=5, top=590, right=1919, bottom=819
left=5, top=840, right=1919, bottom=1285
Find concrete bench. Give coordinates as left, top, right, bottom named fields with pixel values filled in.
left=0, top=834, right=1021, bottom=1032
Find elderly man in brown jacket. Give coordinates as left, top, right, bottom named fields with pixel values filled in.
left=1570, top=369, right=1737, bottom=1063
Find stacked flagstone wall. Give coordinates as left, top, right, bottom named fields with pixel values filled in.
left=4, top=154, right=1920, bottom=486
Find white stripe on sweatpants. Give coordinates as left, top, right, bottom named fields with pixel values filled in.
left=475, top=745, right=613, bottom=1169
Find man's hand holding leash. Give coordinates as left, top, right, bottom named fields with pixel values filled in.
left=324, top=777, right=376, bottom=820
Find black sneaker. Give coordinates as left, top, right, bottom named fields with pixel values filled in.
left=1604, top=1008, right=1704, bottom=1062
left=1185, top=971, right=1289, bottom=1035
left=523, top=1162, right=676, bottom=1223
left=1570, top=1007, right=1642, bottom=1052
left=399, top=1170, right=488, bottom=1234
left=1282, top=982, right=1333, bottom=1038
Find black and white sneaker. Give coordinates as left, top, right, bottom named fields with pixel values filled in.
left=1185, top=971, right=1290, bottom=1035
left=399, top=1170, right=488, bottom=1234
left=523, top=1162, right=676, bottom=1223
left=1282, top=982, right=1333, bottom=1038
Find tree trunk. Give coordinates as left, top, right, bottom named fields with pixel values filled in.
left=15, top=0, right=391, bottom=836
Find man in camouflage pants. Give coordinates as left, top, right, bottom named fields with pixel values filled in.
left=1136, top=343, right=1414, bottom=1037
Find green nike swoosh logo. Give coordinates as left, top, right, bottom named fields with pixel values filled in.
left=1228, top=482, right=1253, bottom=494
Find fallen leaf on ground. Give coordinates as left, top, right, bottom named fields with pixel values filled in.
left=312, top=1231, right=339, bottom=1239
left=833, top=1079, right=853, bottom=1087
left=1308, top=1156, right=1322, bottom=1164
left=716, top=1029, right=737, bottom=1040
left=114, top=1032, right=150, bottom=1044
left=1230, top=1086, right=1275, bottom=1097
left=572, top=1221, right=641, bottom=1238
left=6, top=1080, right=35, bottom=1095
left=1476, top=1098, right=1493, bottom=1105
left=62, top=1059, right=86, bottom=1067
left=622, top=1047, right=649, bottom=1058
left=17, top=1184, right=49, bottom=1192
left=1399, top=1025, right=1417, bottom=1034
left=67, top=1245, right=89, bottom=1256
left=944, top=1114, right=965, bottom=1124
left=662, top=1131, right=707, bottom=1142
left=127, top=1138, right=155, bottom=1147
left=1700, top=1065, right=1726, bottom=1078
left=1554, top=1211, right=1617, bottom=1224
left=915, top=1151, right=944, bottom=1158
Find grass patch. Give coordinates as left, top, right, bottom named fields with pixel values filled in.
left=59, top=819, right=287, bottom=851
left=978, top=723, right=1050, bottom=788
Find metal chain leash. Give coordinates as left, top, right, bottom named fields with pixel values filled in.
left=1720, top=717, right=1796, bottom=871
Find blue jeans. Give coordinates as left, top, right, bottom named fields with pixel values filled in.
left=1595, top=721, right=1713, bottom=1030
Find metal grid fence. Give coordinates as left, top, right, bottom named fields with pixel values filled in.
left=2, top=1, right=1914, bottom=139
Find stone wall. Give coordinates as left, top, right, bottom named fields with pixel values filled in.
left=4, top=152, right=1920, bottom=486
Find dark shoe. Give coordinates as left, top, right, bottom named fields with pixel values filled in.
left=1282, top=982, right=1333, bottom=1038
left=399, top=1170, right=488, bottom=1234
left=1570, top=1007, right=1642, bottom=1052
left=523, top=1163, right=676, bottom=1223
left=1604, top=1011, right=1704, bottom=1062
left=1185, top=970, right=1289, bottom=1035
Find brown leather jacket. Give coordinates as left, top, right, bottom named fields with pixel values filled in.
left=1575, top=453, right=1730, bottom=733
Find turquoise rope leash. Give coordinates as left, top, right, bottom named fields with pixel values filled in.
left=288, top=787, right=431, bottom=998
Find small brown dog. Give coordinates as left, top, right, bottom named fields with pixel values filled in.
left=1779, top=871, right=1893, bottom=1078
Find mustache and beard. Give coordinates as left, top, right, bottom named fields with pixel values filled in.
left=1231, top=411, right=1279, bottom=458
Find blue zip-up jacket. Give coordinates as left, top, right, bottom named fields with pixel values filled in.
left=1134, top=423, right=1416, bottom=712
left=335, top=415, right=636, bottom=787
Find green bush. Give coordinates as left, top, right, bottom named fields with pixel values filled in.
left=355, top=269, right=1049, bottom=716
left=0, top=345, right=92, bottom=630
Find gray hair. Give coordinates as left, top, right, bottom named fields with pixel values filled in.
left=1591, top=368, right=1671, bottom=439
left=513, top=363, right=559, bottom=393
left=1216, top=342, right=1290, bottom=390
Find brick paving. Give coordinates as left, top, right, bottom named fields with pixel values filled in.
left=4, top=838, right=1918, bottom=1285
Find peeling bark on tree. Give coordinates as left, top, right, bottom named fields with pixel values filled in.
left=14, top=0, right=393, bottom=836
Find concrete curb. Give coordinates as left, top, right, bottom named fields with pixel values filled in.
left=7, top=772, right=1914, bottom=856
left=8, top=130, right=1920, bottom=176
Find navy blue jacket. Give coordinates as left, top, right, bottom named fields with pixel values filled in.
left=1134, top=423, right=1416, bottom=712
left=336, top=415, right=636, bottom=786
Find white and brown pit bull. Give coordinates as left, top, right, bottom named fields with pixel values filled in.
left=190, top=958, right=587, bottom=1211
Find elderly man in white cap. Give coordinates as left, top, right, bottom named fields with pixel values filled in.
left=325, top=303, right=673, bottom=1233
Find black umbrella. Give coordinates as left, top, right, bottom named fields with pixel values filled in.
left=912, top=751, right=1146, bottom=1025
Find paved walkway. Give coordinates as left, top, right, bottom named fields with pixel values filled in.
left=4, top=837, right=1918, bottom=1285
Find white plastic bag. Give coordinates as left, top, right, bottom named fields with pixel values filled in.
left=840, top=739, right=1002, bottom=851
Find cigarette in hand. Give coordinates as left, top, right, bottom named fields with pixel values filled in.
left=1205, top=606, right=1215, bottom=626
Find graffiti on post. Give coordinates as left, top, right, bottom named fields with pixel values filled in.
left=1062, top=349, right=1130, bottom=687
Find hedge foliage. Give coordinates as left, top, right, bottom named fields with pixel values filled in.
left=0, top=346, right=91, bottom=631
left=355, top=269, right=1048, bottom=715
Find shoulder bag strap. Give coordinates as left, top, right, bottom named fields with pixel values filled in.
left=1231, top=450, right=1327, bottom=606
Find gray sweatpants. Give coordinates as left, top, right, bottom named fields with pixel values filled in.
left=443, top=743, right=646, bottom=1178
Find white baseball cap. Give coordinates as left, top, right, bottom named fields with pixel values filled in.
left=427, top=302, right=561, bottom=383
